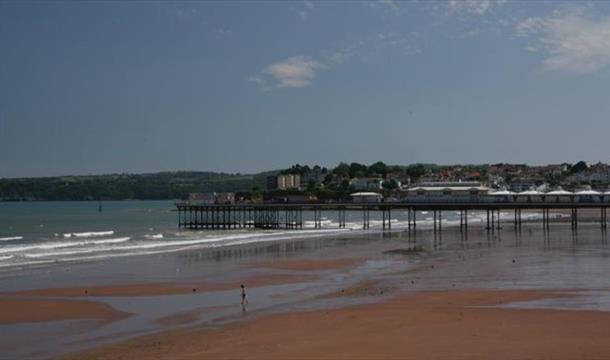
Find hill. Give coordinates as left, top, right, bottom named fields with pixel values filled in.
left=0, top=171, right=276, bottom=201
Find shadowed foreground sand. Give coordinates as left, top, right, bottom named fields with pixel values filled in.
left=63, top=289, right=610, bottom=360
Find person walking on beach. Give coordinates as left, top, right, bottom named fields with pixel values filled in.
left=240, top=284, right=248, bottom=306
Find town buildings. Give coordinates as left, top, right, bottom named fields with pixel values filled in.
left=189, top=192, right=235, bottom=204
left=267, top=174, right=301, bottom=190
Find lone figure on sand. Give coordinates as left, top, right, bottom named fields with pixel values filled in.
left=241, top=284, right=248, bottom=306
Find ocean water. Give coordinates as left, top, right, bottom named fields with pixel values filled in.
left=0, top=201, right=555, bottom=270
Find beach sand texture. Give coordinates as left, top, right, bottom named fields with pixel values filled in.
left=3, top=225, right=610, bottom=359
left=63, top=289, right=610, bottom=360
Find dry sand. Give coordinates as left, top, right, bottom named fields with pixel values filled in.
left=62, top=289, right=610, bottom=360
left=0, top=297, right=127, bottom=325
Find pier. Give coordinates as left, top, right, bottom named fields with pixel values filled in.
left=176, top=200, right=610, bottom=231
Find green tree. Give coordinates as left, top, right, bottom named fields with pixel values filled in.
left=406, top=164, right=426, bottom=180
left=382, top=179, right=399, bottom=190
left=571, top=161, right=588, bottom=173
left=349, top=162, right=368, bottom=178
left=333, top=162, right=350, bottom=178
left=367, top=161, right=387, bottom=176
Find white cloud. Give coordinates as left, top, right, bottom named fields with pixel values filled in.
left=247, top=76, right=265, bottom=85
left=368, top=0, right=400, bottom=14
left=213, top=28, right=232, bottom=37
left=298, top=1, right=314, bottom=21
left=253, top=56, right=324, bottom=88
left=517, top=8, right=610, bottom=73
left=447, top=0, right=506, bottom=15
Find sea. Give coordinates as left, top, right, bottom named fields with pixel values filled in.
left=0, top=201, right=554, bottom=271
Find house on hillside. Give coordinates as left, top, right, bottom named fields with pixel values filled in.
left=350, top=177, right=383, bottom=191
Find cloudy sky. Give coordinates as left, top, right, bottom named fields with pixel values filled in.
left=2, top=0, right=610, bottom=177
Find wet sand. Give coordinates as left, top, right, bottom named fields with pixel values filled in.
left=249, top=257, right=363, bottom=271
left=7, top=273, right=314, bottom=297
left=63, top=289, right=610, bottom=360
left=0, top=297, right=127, bottom=325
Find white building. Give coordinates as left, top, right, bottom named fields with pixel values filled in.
left=403, top=181, right=490, bottom=202
left=351, top=192, right=383, bottom=203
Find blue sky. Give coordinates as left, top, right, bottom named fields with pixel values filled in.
left=2, top=0, right=610, bottom=177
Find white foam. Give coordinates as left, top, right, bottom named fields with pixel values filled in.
left=0, top=236, right=23, bottom=241
left=24, top=249, right=100, bottom=258
left=0, top=255, right=14, bottom=261
left=63, top=231, right=114, bottom=238
left=20, top=229, right=352, bottom=261
left=0, top=237, right=131, bottom=254
left=145, top=234, right=164, bottom=239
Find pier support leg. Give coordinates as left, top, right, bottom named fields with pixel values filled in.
left=413, top=209, right=417, bottom=230
left=439, top=210, right=442, bottom=231
left=486, top=210, right=490, bottom=231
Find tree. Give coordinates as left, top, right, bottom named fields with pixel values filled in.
left=382, top=179, right=399, bottom=190
left=333, top=162, right=350, bottom=178
left=406, top=164, right=426, bottom=180
left=571, top=161, right=588, bottom=174
left=367, top=161, right=387, bottom=176
left=349, top=162, right=368, bottom=178
left=306, top=180, right=317, bottom=192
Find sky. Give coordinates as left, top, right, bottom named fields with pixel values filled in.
left=2, top=0, right=610, bottom=178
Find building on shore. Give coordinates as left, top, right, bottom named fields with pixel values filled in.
left=351, top=192, right=383, bottom=203
left=188, top=193, right=216, bottom=204
left=403, top=181, right=490, bottom=202
left=271, top=194, right=318, bottom=203
left=188, top=192, right=235, bottom=204
left=267, top=174, right=301, bottom=190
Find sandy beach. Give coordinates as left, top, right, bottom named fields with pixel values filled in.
left=63, top=289, right=610, bottom=360
left=3, top=225, right=610, bottom=359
